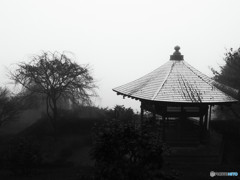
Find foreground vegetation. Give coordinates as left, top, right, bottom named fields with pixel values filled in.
left=0, top=104, right=240, bottom=180
left=0, top=105, right=171, bottom=179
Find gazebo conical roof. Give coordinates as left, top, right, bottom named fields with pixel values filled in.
left=113, top=46, right=238, bottom=104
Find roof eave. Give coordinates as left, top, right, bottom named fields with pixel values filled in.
left=113, top=89, right=238, bottom=105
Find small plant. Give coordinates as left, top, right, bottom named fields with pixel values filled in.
left=91, top=118, right=165, bottom=180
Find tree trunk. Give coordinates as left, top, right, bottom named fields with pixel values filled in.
left=52, top=98, right=58, bottom=137
left=46, top=95, right=58, bottom=140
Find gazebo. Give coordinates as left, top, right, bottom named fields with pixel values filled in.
left=113, top=46, right=238, bottom=142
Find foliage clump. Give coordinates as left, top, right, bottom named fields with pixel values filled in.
left=4, top=137, right=42, bottom=176
left=211, top=47, right=240, bottom=99
left=0, top=87, right=21, bottom=126
left=211, top=47, right=240, bottom=119
left=91, top=117, right=165, bottom=180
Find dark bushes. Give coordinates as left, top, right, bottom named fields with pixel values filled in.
left=91, top=118, right=165, bottom=180
left=5, top=136, right=42, bottom=176
left=211, top=119, right=240, bottom=136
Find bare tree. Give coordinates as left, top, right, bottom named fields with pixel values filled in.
left=11, top=51, right=97, bottom=133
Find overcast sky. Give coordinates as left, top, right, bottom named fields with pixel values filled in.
left=0, top=0, right=240, bottom=111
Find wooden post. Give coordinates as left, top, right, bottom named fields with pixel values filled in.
left=203, top=106, right=209, bottom=131
left=201, top=106, right=209, bottom=143
left=152, top=104, right=156, bottom=122
left=199, top=114, right=203, bottom=127
left=199, top=115, right=203, bottom=141
left=167, top=117, right=169, bottom=127
left=140, top=102, right=144, bottom=125
left=162, top=115, right=166, bottom=142
left=208, top=105, right=212, bottom=130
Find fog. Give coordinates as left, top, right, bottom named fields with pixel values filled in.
left=0, top=0, right=240, bottom=111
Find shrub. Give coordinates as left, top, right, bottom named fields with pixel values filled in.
left=91, top=118, right=165, bottom=180
left=0, top=87, right=22, bottom=126
left=6, top=136, right=42, bottom=176
left=211, top=119, right=240, bottom=136
left=104, top=105, right=137, bottom=122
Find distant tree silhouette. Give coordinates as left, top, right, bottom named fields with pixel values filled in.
left=211, top=47, right=240, bottom=119
left=211, top=47, right=240, bottom=98
left=11, top=51, right=97, bottom=134
left=114, top=105, right=134, bottom=120
left=0, top=87, right=21, bottom=126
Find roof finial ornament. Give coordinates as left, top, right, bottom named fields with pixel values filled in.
left=175, top=45, right=180, bottom=51
left=170, top=45, right=184, bottom=61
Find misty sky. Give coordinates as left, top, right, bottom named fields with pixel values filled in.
left=0, top=0, right=240, bottom=111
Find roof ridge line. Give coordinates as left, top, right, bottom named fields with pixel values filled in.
left=183, top=61, right=213, bottom=86
left=127, top=67, right=164, bottom=96
left=151, top=61, right=175, bottom=100
left=183, top=61, right=238, bottom=100
left=125, top=61, right=170, bottom=96
left=211, top=80, right=239, bottom=99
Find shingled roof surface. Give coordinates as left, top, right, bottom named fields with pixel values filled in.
left=113, top=47, right=238, bottom=104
